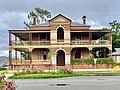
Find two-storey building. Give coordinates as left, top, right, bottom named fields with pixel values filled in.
left=8, top=14, right=112, bottom=70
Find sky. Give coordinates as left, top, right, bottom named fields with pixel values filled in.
left=0, top=0, right=120, bottom=56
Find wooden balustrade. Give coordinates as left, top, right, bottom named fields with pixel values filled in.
left=12, top=40, right=50, bottom=46
left=92, top=40, right=109, bottom=45
left=32, top=60, right=50, bottom=64
left=12, top=60, right=50, bottom=65
left=71, top=40, right=109, bottom=45
left=12, top=60, right=30, bottom=64
left=11, top=40, right=110, bottom=46
left=71, top=40, right=90, bottom=45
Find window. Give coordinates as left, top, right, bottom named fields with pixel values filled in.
left=57, top=27, right=64, bottom=40
left=43, top=50, right=47, bottom=60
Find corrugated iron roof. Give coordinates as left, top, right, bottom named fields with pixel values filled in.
left=34, top=21, right=89, bottom=27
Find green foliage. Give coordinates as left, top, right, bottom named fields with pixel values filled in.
left=34, top=7, right=51, bottom=22
left=71, top=58, right=114, bottom=65
left=21, top=52, right=29, bottom=60
left=109, top=20, right=120, bottom=48
left=101, top=33, right=109, bottom=40
left=96, top=58, right=114, bottom=64
left=71, top=58, right=94, bottom=65
left=9, top=72, right=83, bottom=79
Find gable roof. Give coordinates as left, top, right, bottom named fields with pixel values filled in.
left=49, top=14, right=72, bottom=22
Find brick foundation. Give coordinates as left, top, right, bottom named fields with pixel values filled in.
left=71, top=64, right=93, bottom=69
left=9, top=64, right=112, bottom=70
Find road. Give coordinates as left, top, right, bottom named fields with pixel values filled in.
left=13, top=76, right=120, bottom=90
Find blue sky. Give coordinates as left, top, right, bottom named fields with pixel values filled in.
left=0, top=0, right=120, bottom=56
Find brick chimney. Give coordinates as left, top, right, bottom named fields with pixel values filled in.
left=33, top=14, right=37, bottom=25
left=82, top=16, right=86, bottom=25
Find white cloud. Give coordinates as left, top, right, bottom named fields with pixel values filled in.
left=0, top=11, right=28, bottom=53
left=0, top=11, right=27, bottom=29
left=0, top=50, right=9, bottom=56
left=88, top=20, right=107, bottom=29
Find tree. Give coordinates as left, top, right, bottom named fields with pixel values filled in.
left=24, top=7, right=51, bottom=30
left=109, top=20, right=120, bottom=49
left=109, top=20, right=120, bottom=35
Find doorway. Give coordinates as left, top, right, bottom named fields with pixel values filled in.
left=57, top=50, right=65, bottom=66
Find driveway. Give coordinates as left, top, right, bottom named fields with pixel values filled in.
left=13, top=76, right=120, bottom=90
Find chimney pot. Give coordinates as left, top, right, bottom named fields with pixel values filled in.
left=82, top=16, right=86, bottom=25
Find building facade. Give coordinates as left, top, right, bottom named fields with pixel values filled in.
left=8, top=14, right=112, bottom=70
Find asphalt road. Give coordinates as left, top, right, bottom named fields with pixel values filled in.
left=13, top=76, right=120, bottom=90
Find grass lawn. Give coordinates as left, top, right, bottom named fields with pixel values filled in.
left=9, top=72, right=82, bottom=79
left=8, top=71, right=120, bottom=79
left=0, top=70, right=9, bottom=74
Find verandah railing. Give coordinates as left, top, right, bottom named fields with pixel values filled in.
left=71, top=40, right=110, bottom=45
left=12, top=60, right=50, bottom=64
left=12, top=41, right=50, bottom=46
left=11, top=40, right=110, bottom=46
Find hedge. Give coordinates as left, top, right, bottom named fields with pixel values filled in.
left=71, top=58, right=114, bottom=65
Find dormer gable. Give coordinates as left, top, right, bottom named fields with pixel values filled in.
left=49, top=14, right=71, bottom=25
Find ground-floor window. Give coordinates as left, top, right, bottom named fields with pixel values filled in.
left=43, top=50, right=47, bottom=60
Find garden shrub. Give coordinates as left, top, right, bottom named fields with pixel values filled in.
left=71, top=58, right=94, bottom=65
left=58, top=68, right=73, bottom=74
left=30, top=68, right=39, bottom=74
left=14, top=68, right=44, bottom=76
left=0, top=74, right=17, bottom=90
left=0, top=80, right=16, bottom=90
left=96, top=58, right=114, bottom=64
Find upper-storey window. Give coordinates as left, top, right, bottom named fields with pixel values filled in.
left=57, top=27, right=64, bottom=41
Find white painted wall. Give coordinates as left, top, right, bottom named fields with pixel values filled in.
left=51, top=55, right=56, bottom=64
left=65, top=55, right=70, bottom=64
left=112, top=55, right=120, bottom=63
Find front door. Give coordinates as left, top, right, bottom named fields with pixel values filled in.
left=57, top=50, right=65, bottom=66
